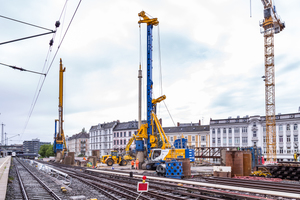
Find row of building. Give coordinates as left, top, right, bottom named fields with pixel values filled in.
left=66, top=110, right=300, bottom=162
left=2, top=110, right=299, bottom=162
left=0, top=139, right=50, bottom=155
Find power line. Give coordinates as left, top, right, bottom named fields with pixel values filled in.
left=0, top=14, right=53, bottom=31
left=0, top=62, right=46, bottom=76
left=21, top=0, right=83, bottom=136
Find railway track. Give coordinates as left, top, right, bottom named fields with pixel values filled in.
left=39, top=161, right=274, bottom=199
left=14, top=158, right=62, bottom=200
left=204, top=176, right=300, bottom=194
left=47, top=164, right=224, bottom=200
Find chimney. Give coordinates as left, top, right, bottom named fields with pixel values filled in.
left=199, top=120, right=201, bottom=125
left=177, top=122, right=180, bottom=127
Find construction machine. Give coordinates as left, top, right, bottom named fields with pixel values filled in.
left=101, top=134, right=136, bottom=166
left=53, top=59, right=67, bottom=162
left=136, top=11, right=194, bottom=172
left=100, top=150, right=128, bottom=166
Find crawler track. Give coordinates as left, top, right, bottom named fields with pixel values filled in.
left=15, top=158, right=62, bottom=200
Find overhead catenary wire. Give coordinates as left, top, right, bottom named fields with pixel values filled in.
left=21, top=0, right=82, bottom=137
left=0, top=62, right=46, bottom=76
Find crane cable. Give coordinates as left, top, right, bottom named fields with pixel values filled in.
left=157, top=24, right=176, bottom=127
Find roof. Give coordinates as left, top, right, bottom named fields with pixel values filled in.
left=68, top=132, right=89, bottom=140
left=89, top=121, right=118, bottom=132
left=114, top=120, right=146, bottom=131
left=163, top=125, right=210, bottom=133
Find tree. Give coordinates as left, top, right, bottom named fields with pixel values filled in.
left=45, top=145, right=55, bottom=157
left=38, top=144, right=54, bottom=158
left=82, top=127, right=86, bottom=133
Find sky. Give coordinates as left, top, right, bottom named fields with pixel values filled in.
left=1, top=0, right=300, bottom=145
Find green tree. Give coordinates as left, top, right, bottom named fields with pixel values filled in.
left=82, top=127, right=86, bottom=133
left=38, top=144, right=54, bottom=158
left=45, top=145, right=55, bottom=157
left=39, top=144, right=50, bottom=157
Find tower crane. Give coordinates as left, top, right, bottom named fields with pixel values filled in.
left=259, top=0, right=285, bottom=161
left=53, top=59, right=67, bottom=162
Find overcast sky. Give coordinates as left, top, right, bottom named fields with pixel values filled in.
left=1, top=0, right=300, bottom=145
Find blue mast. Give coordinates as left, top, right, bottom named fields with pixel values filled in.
left=146, top=24, right=153, bottom=157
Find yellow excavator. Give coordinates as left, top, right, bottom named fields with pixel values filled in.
left=100, top=134, right=136, bottom=166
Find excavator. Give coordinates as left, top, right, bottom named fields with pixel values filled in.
left=100, top=134, right=136, bottom=166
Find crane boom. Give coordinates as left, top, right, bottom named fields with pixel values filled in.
left=259, top=0, right=285, bottom=161
left=54, top=58, right=67, bottom=162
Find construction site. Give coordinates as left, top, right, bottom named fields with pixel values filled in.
left=2, top=0, right=300, bottom=199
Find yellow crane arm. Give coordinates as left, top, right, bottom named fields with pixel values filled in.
left=125, top=134, right=136, bottom=154
left=151, top=111, right=171, bottom=149
left=152, top=95, right=166, bottom=105
left=138, top=11, right=159, bottom=26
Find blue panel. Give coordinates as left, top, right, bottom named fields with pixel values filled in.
left=135, top=140, right=144, bottom=151
left=166, top=161, right=183, bottom=179
left=56, top=143, right=63, bottom=150
left=146, top=24, right=153, bottom=157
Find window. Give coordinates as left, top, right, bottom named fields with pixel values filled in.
left=287, top=124, right=290, bottom=131
left=223, top=128, right=226, bottom=133
left=217, top=128, right=221, bottom=134
left=201, top=136, right=205, bottom=142
left=229, top=137, right=232, bottom=144
left=129, top=131, right=131, bottom=137
left=263, top=136, right=266, bottom=143
left=264, top=147, right=267, bottom=153
left=295, top=146, right=298, bottom=153
left=114, top=140, right=116, bottom=145
left=287, top=135, right=291, bottom=142
left=192, top=136, right=195, bottom=142
left=134, top=131, right=137, bottom=135
left=212, top=138, right=216, bottom=144
left=218, top=137, right=221, bottom=144
left=294, top=124, right=298, bottom=131
left=114, top=133, right=116, bottom=137
left=295, top=135, right=298, bottom=142
left=242, top=127, right=247, bottom=133
left=287, top=147, right=291, bottom=154
left=170, top=137, right=173, bottom=142
left=117, top=140, right=119, bottom=145
left=228, top=128, right=232, bottom=133
left=279, top=136, right=283, bottom=142
left=253, top=131, right=257, bottom=137
left=234, top=128, right=239, bottom=134
left=117, top=132, right=119, bottom=137
left=120, top=132, right=122, bottom=137
left=253, top=122, right=256, bottom=127
left=212, top=128, right=215, bottom=134
left=223, top=137, right=227, bottom=144
left=263, top=126, right=266, bottom=133
left=280, top=147, right=283, bottom=154
left=242, top=137, right=248, bottom=143
left=120, top=140, right=122, bottom=145
left=279, top=125, right=283, bottom=131
left=124, top=132, right=126, bottom=137
left=234, top=137, right=240, bottom=144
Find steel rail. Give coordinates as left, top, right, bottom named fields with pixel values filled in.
left=16, top=158, right=62, bottom=200
left=87, top=168, right=300, bottom=199
left=14, top=162, right=29, bottom=200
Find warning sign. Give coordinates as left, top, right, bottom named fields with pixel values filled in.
left=137, top=182, right=149, bottom=192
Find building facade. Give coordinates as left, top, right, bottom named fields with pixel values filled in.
left=113, top=121, right=138, bottom=153
left=89, top=121, right=117, bottom=156
left=210, top=112, right=300, bottom=161
left=67, top=131, right=89, bottom=156
left=23, top=139, right=50, bottom=154
left=165, top=121, right=210, bottom=148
